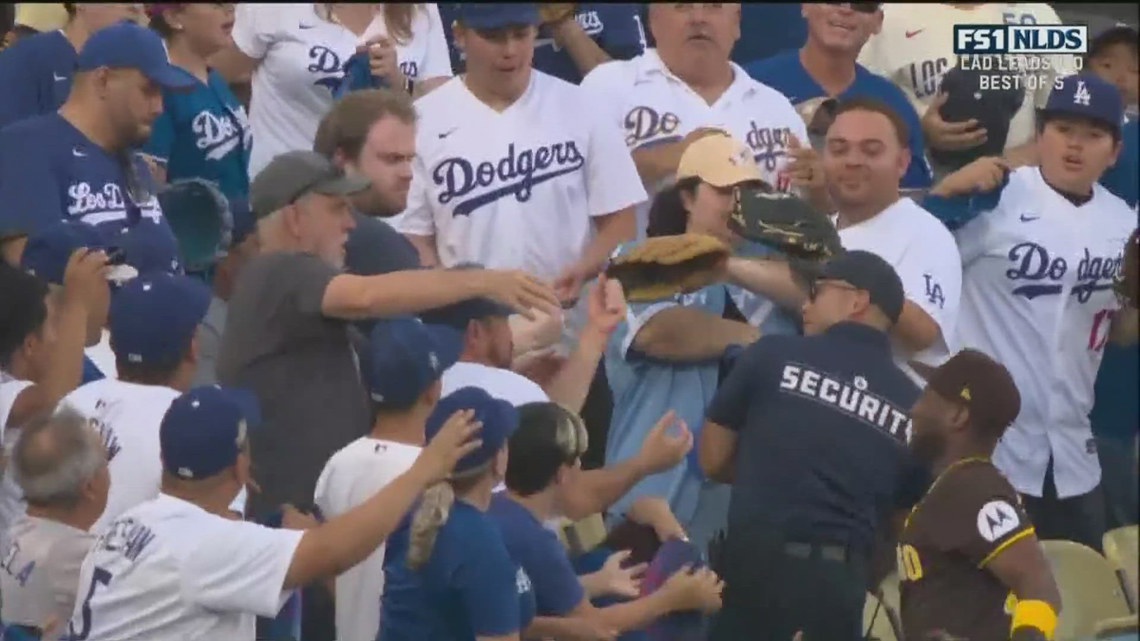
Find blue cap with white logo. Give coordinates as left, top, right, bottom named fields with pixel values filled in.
left=20, top=220, right=120, bottom=285
left=109, top=273, right=211, bottom=367
left=1041, top=73, right=1124, bottom=135
left=455, top=4, right=540, bottom=30
left=364, top=317, right=463, bottom=410
left=77, top=21, right=195, bottom=90
left=160, top=385, right=261, bottom=480
left=425, top=387, right=518, bottom=474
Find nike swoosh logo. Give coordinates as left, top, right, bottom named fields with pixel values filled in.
left=1019, top=214, right=1040, bottom=222
left=905, top=29, right=925, bottom=38
left=72, top=148, right=87, bottom=158
left=438, top=128, right=458, bottom=140
left=53, top=73, right=67, bottom=82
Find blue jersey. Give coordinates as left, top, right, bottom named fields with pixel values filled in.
left=1100, top=117, right=1138, bottom=209
left=142, top=69, right=252, bottom=204
left=734, top=4, right=807, bottom=66
left=0, top=30, right=75, bottom=131
left=604, top=257, right=732, bottom=549
left=746, top=51, right=933, bottom=190
left=437, top=4, right=647, bottom=84
left=0, top=113, right=179, bottom=260
left=380, top=502, right=536, bottom=641
left=487, top=493, right=585, bottom=617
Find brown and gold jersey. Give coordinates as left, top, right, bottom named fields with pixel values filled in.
left=898, top=458, right=1034, bottom=640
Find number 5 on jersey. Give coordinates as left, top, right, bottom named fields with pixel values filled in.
left=69, top=567, right=113, bottom=640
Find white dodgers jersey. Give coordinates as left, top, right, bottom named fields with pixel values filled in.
left=393, top=70, right=646, bottom=282
left=67, top=495, right=301, bottom=641
left=61, top=380, right=180, bottom=533
left=580, top=49, right=809, bottom=235
left=954, top=167, right=1135, bottom=498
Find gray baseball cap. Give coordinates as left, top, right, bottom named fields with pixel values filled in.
left=249, top=150, right=372, bottom=219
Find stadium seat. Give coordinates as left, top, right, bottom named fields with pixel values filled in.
left=1041, top=540, right=1132, bottom=641
left=557, top=513, right=608, bottom=556
left=1095, top=614, right=1138, bottom=640
left=877, top=571, right=905, bottom=637
left=863, top=592, right=900, bottom=641
left=1103, top=526, right=1139, bottom=612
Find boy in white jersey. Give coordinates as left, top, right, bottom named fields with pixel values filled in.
left=314, top=316, right=462, bottom=641
left=67, top=384, right=482, bottom=641
left=925, top=73, right=1136, bottom=550
left=580, top=3, right=820, bottom=234
left=1, top=409, right=107, bottom=640
left=823, top=97, right=963, bottom=383
left=393, top=3, right=644, bottom=307
left=60, top=272, right=215, bottom=533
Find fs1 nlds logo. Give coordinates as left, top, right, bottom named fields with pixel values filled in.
left=954, top=24, right=1088, bottom=55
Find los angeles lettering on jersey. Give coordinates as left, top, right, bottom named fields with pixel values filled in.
left=779, top=363, right=913, bottom=439
left=434, top=142, right=586, bottom=216
left=1005, top=242, right=1122, bottom=301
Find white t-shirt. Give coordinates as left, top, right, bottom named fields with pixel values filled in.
left=834, top=197, right=963, bottom=383
left=440, top=361, right=550, bottom=407
left=954, top=167, right=1135, bottom=498
left=0, top=377, right=34, bottom=550
left=314, top=437, right=421, bottom=641
left=67, top=494, right=302, bottom=641
left=1, top=515, right=95, bottom=639
left=233, top=3, right=453, bottom=177
left=392, top=70, right=647, bottom=282
left=60, top=380, right=180, bottom=534
left=580, top=49, right=809, bottom=237
left=858, top=3, right=1076, bottom=153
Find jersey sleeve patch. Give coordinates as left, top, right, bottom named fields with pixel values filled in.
left=976, top=499, right=1021, bottom=543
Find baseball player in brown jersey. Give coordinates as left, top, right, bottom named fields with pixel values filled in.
left=900, top=349, right=1061, bottom=641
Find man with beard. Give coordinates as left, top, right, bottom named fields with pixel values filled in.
left=0, top=21, right=189, bottom=268
left=902, top=349, right=1060, bottom=641
left=313, top=88, right=422, bottom=276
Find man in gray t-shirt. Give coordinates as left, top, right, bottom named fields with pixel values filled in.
left=218, top=151, right=560, bottom=518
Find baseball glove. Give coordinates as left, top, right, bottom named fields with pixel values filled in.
left=539, top=3, right=577, bottom=25
left=157, top=178, right=234, bottom=274
left=1116, top=228, right=1139, bottom=308
left=604, top=234, right=730, bottom=303
left=730, top=186, right=842, bottom=261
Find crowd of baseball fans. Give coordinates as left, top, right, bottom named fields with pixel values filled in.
left=0, top=2, right=1137, bottom=641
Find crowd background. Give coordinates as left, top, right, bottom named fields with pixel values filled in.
left=0, top=3, right=1136, bottom=641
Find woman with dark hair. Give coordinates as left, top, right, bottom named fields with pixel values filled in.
left=140, top=4, right=251, bottom=209
left=487, top=401, right=723, bottom=638
left=212, top=3, right=452, bottom=178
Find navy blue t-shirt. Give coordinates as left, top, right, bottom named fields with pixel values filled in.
left=0, top=29, right=75, bottom=131
left=488, top=493, right=586, bottom=617
left=437, top=4, right=646, bottom=84
left=381, top=501, right=536, bottom=641
left=706, top=322, right=924, bottom=552
left=0, top=114, right=179, bottom=263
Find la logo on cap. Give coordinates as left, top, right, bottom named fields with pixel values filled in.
left=1073, top=80, right=1091, bottom=106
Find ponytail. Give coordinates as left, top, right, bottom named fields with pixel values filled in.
left=407, top=482, right=455, bottom=570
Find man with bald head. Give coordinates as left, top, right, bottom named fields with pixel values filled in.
left=0, top=21, right=188, bottom=268
left=1, top=409, right=109, bottom=640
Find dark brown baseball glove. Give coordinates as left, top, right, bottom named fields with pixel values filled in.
left=604, top=234, right=731, bottom=303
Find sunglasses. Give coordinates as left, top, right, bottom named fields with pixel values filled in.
left=808, top=279, right=861, bottom=301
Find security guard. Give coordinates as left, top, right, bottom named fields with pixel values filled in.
left=699, top=250, right=928, bottom=641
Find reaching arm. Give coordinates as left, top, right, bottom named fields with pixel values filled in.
left=985, top=536, right=1062, bottom=641
left=892, top=301, right=942, bottom=354
left=631, top=143, right=688, bottom=187
left=8, top=293, right=87, bottom=428
left=541, top=327, right=606, bottom=414
left=1110, top=307, right=1139, bottom=346
left=725, top=257, right=808, bottom=311
left=632, top=307, right=760, bottom=362
left=550, top=18, right=613, bottom=77
left=697, top=421, right=737, bottom=484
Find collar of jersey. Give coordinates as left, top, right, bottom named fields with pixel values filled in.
left=822, top=321, right=890, bottom=348
left=634, top=48, right=758, bottom=100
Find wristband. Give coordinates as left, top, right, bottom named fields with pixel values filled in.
left=1011, top=599, right=1057, bottom=640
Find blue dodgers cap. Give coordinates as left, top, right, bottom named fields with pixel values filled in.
left=425, top=387, right=518, bottom=474
left=20, top=220, right=117, bottom=285
left=76, top=21, right=195, bottom=89
left=641, top=538, right=709, bottom=641
left=365, top=317, right=463, bottom=409
left=455, top=3, right=541, bottom=30
left=109, top=273, right=211, bottom=366
left=1041, top=73, right=1124, bottom=135
left=117, top=220, right=183, bottom=277
left=160, top=385, right=261, bottom=480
